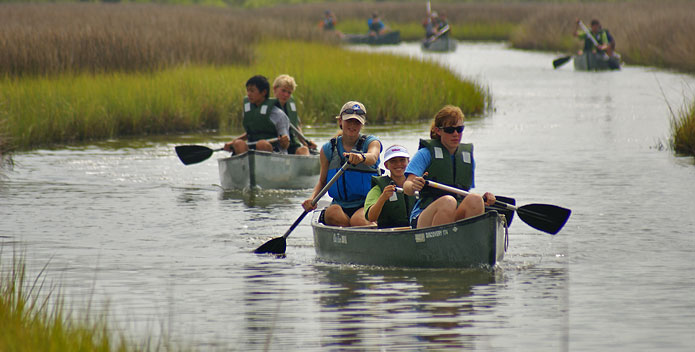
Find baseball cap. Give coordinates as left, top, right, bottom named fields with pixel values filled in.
left=337, top=101, right=366, bottom=124
left=383, top=145, right=410, bottom=163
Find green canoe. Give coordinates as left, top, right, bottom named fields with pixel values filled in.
left=342, top=31, right=401, bottom=45
left=311, top=210, right=509, bottom=268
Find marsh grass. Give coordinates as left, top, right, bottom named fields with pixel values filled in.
left=0, top=3, right=329, bottom=77
left=0, top=252, right=133, bottom=352
left=672, top=101, right=695, bottom=156
left=263, top=41, right=487, bottom=123
left=2, top=40, right=487, bottom=149
left=2, top=2, right=694, bottom=154
left=0, top=119, right=11, bottom=171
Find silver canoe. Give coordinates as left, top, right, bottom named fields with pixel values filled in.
left=574, top=52, right=620, bottom=71
left=422, top=37, right=457, bottom=52
left=311, top=210, right=508, bottom=268
left=218, top=150, right=320, bottom=190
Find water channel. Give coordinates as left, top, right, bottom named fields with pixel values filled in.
left=2, top=42, right=694, bottom=351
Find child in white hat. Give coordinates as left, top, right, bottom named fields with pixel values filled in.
left=364, top=145, right=414, bottom=228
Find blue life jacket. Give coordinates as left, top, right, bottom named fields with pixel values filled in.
left=326, top=135, right=380, bottom=204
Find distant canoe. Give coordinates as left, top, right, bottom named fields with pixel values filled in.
left=218, top=150, right=319, bottom=190
left=422, top=36, right=457, bottom=52
left=312, top=210, right=508, bottom=268
left=574, top=52, right=620, bottom=71
left=343, top=31, right=401, bottom=45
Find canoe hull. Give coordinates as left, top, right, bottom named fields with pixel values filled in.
left=422, top=37, right=457, bottom=52
left=574, top=52, right=620, bottom=71
left=312, top=211, right=507, bottom=268
left=218, top=150, right=319, bottom=190
left=343, top=31, right=401, bottom=45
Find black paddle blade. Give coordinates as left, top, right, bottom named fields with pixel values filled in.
left=553, top=55, right=572, bottom=69
left=175, top=145, right=214, bottom=165
left=516, top=204, right=571, bottom=235
left=254, top=236, right=286, bottom=255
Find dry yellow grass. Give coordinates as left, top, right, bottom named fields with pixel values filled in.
left=0, top=3, right=332, bottom=76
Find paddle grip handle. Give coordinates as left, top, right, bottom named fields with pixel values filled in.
left=396, top=187, right=419, bottom=199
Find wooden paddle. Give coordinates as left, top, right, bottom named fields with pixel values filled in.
left=254, top=161, right=351, bottom=255
left=424, top=180, right=571, bottom=235
left=174, top=138, right=278, bottom=165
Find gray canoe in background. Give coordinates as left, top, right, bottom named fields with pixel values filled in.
left=218, top=150, right=320, bottom=190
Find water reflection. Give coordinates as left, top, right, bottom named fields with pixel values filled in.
left=315, top=265, right=500, bottom=350
left=218, top=188, right=308, bottom=208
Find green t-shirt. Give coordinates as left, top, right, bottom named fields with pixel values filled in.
left=363, top=185, right=383, bottom=218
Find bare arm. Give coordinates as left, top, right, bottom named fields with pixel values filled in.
left=363, top=140, right=382, bottom=166
left=302, top=150, right=329, bottom=211
left=223, top=132, right=247, bottom=151
left=403, top=173, right=426, bottom=197
left=343, top=139, right=381, bottom=166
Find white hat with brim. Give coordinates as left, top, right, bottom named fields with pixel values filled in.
left=384, top=145, right=410, bottom=163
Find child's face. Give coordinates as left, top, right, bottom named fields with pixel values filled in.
left=386, top=157, right=409, bottom=177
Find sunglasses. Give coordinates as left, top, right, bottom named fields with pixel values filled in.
left=341, top=108, right=366, bottom=116
left=438, top=125, right=465, bottom=134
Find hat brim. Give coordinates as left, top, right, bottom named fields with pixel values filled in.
left=341, top=114, right=365, bottom=124
left=384, top=152, right=410, bottom=163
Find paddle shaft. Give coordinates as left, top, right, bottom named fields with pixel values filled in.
left=426, top=24, right=450, bottom=43
left=578, top=20, right=601, bottom=48
left=423, top=180, right=571, bottom=235
left=245, top=137, right=278, bottom=147
left=395, top=186, right=419, bottom=199
left=423, top=180, right=514, bottom=209
left=175, top=137, right=280, bottom=165
left=289, top=124, right=315, bottom=149
left=281, top=161, right=351, bottom=239
left=210, top=138, right=276, bottom=151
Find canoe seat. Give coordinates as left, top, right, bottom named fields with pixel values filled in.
left=350, top=224, right=379, bottom=229
left=384, top=226, right=411, bottom=231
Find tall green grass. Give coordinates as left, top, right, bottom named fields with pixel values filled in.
left=672, top=101, right=695, bottom=156
left=0, top=120, right=12, bottom=172
left=1, top=40, right=487, bottom=149
left=0, top=253, right=134, bottom=352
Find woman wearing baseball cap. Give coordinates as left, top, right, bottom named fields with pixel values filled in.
left=302, top=101, right=382, bottom=227
left=364, top=145, right=415, bottom=228
left=403, top=105, right=496, bottom=229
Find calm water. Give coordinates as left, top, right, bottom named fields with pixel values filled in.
left=2, top=42, right=694, bottom=351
